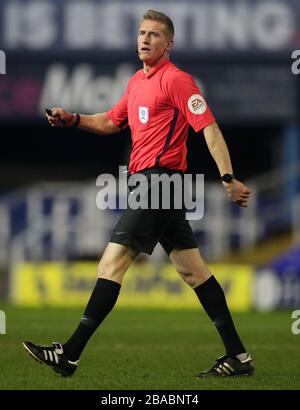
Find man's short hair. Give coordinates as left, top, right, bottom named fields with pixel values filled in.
left=141, top=9, right=174, bottom=40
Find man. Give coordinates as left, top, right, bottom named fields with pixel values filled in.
left=23, top=10, right=253, bottom=378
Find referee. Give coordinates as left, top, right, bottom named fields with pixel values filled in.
left=23, top=10, right=253, bottom=378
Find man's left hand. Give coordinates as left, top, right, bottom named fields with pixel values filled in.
left=223, top=179, right=251, bottom=208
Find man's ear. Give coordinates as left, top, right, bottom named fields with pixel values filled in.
left=166, top=40, right=174, bottom=52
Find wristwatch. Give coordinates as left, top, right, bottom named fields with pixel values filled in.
left=221, top=173, right=234, bottom=183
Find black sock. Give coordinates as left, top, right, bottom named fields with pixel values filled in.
left=194, top=276, right=245, bottom=357
left=63, top=278, right=121, bottom=361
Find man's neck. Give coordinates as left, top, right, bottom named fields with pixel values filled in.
left=143, top=55, right=169, bottom=74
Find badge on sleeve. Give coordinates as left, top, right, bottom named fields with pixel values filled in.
left=139, top=106, right=149, bottom=124
left=188, top=94, right=207, bottom=115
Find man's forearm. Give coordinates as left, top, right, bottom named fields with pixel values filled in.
left=77, top=113, right=117, bottom=135
left=203, top=122, right=233, bottom=177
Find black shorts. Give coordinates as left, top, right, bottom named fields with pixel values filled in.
left=110, top=167, right=198, bottom=255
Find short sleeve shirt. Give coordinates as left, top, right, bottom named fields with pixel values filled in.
left=107, top=59, right=215, bottom=173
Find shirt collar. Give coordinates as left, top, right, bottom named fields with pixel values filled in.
left=143, top=58, right=171, bottom=79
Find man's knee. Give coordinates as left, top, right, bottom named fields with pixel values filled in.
left=97, top=259, right=119, bottom=280
left=170, top=248, right=211, bottom=287
left=177, top=269, right=201, bottom=288
left=97, top=243, right=139, bottom=282
left=97, top=254, right=128, bottom=281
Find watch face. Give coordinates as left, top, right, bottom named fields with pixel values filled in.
left=222, top=174, right=234, bottom=183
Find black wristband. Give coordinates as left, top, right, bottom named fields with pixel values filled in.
left=73, top=113, right=80, bottom=127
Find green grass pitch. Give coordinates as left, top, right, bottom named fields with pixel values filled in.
left=0, top=306, right=299, bottom=390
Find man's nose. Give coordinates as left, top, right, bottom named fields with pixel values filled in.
left=142, top=33, right=150, bottom=42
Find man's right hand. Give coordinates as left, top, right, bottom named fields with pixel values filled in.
left=46, top=108, right=76, bottom=128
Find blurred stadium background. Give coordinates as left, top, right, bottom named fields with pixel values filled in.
left=0, top=0, right=300, bottom=390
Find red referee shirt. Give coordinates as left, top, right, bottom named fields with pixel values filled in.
left=107, top=58, right=215, bottom=173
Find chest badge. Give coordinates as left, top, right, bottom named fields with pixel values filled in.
left=139, top=106, right=149, bottom=124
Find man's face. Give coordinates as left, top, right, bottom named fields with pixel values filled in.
left=137, top=19, right=173, bottom=65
